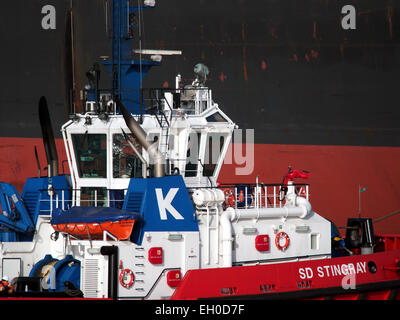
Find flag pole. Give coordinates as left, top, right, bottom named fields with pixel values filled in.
left=358, top=183, right=361, bottom=218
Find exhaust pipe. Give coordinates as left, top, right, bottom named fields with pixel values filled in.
left=38, top=96, right=59, bottom=177
left=119, top=102, right=165, bottom=178
left=121, top=128, right=148, bottom=178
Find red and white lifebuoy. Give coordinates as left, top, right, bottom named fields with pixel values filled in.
left=119, top=269, right=134, bottom=288
left=275, top=232, right=290, bottom=251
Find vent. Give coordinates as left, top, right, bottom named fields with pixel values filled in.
left=83, top=259, right=99, bottom=298
left=21, top=192, right=39, bottom=217
left=124, top=192, right=144, bottom=212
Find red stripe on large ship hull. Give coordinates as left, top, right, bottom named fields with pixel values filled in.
left=0, top=137, right=70, bottom=192
left=1, top=138, right=399, bottom=234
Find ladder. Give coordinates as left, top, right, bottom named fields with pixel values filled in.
left=158, top=113, right=170, bottom=158
left=148, top=90, right=173, bottom=168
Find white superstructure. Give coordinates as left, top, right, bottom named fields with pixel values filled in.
left=0, top=73, right=331, bottom=299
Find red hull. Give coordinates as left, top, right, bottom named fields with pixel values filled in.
left=171, top=247, right=400, bottom=300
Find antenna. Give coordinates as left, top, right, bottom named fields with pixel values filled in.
left=34, top=146, right=41, bottom=178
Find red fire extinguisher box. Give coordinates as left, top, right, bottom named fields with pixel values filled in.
left=255, top=235, right=270, bottom=252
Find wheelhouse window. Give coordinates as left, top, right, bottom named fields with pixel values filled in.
left=113, top=134, right=143, bottom=178
left=203, top=133, right=227, bottom=177
left=206, top=112, right=228, bottom=123
left=185, top=132, right=201, bottom=177
left=72, top=133, right=107, bottom=178
left=80, top=187, right=107, bottom=207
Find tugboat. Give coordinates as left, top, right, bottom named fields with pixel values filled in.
left=0, top=0, right=399, bottom=300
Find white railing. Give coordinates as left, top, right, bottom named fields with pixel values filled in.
left=37, top=183, right=309, bottom=215
left=143, top=87, right=212, bottom=116
left=220, top=183, right=310, bottom=210
left=37, top=189, right=126, bottom=215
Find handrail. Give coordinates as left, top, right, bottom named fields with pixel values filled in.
left=36, top=188, right=127, bottom=213
left=189, top=183, right=310, bottom=210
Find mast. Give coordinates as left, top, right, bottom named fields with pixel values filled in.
left=102, top=0, right=160, bottom=115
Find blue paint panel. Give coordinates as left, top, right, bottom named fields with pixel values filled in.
left=235, top=184, right=252, bottom=208
left=51, top=206, right=139, bottom=224
left=123, top=175, right=197, bottom=244
left=21, top=175, right=71, bottom=224
left=109, top=189, right=124, bottom=209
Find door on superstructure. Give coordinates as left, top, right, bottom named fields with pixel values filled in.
left=2, top=258, right=21, bottom=282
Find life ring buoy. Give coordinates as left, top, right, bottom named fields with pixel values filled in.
left=275, top=232, right=290, bottom=251
left=119, top=269, right=134, bottom=288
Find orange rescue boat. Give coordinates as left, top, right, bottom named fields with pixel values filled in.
left=51, top=206, right=139, bottom=240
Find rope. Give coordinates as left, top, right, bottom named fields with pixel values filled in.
left=335, top=209, right=400, bottom=229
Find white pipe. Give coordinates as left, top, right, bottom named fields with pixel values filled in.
left=219, top=195, right=312, bottom=268
left=255, top=176, right=258, bottom=209
left=220, top=207, right=235, bottom=268
left=238, top=207, right=291, bottom=219
left=230, top=200, right=311, bottom=220
left=61, top=121, right=75, bottom=202
left=2, top=218, right=52, bottom=254
left=216, top=205, right=219, bottom=264
left=293, top=195, right=312, bottom=219
left=265, top=186, right=267, bottom=207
